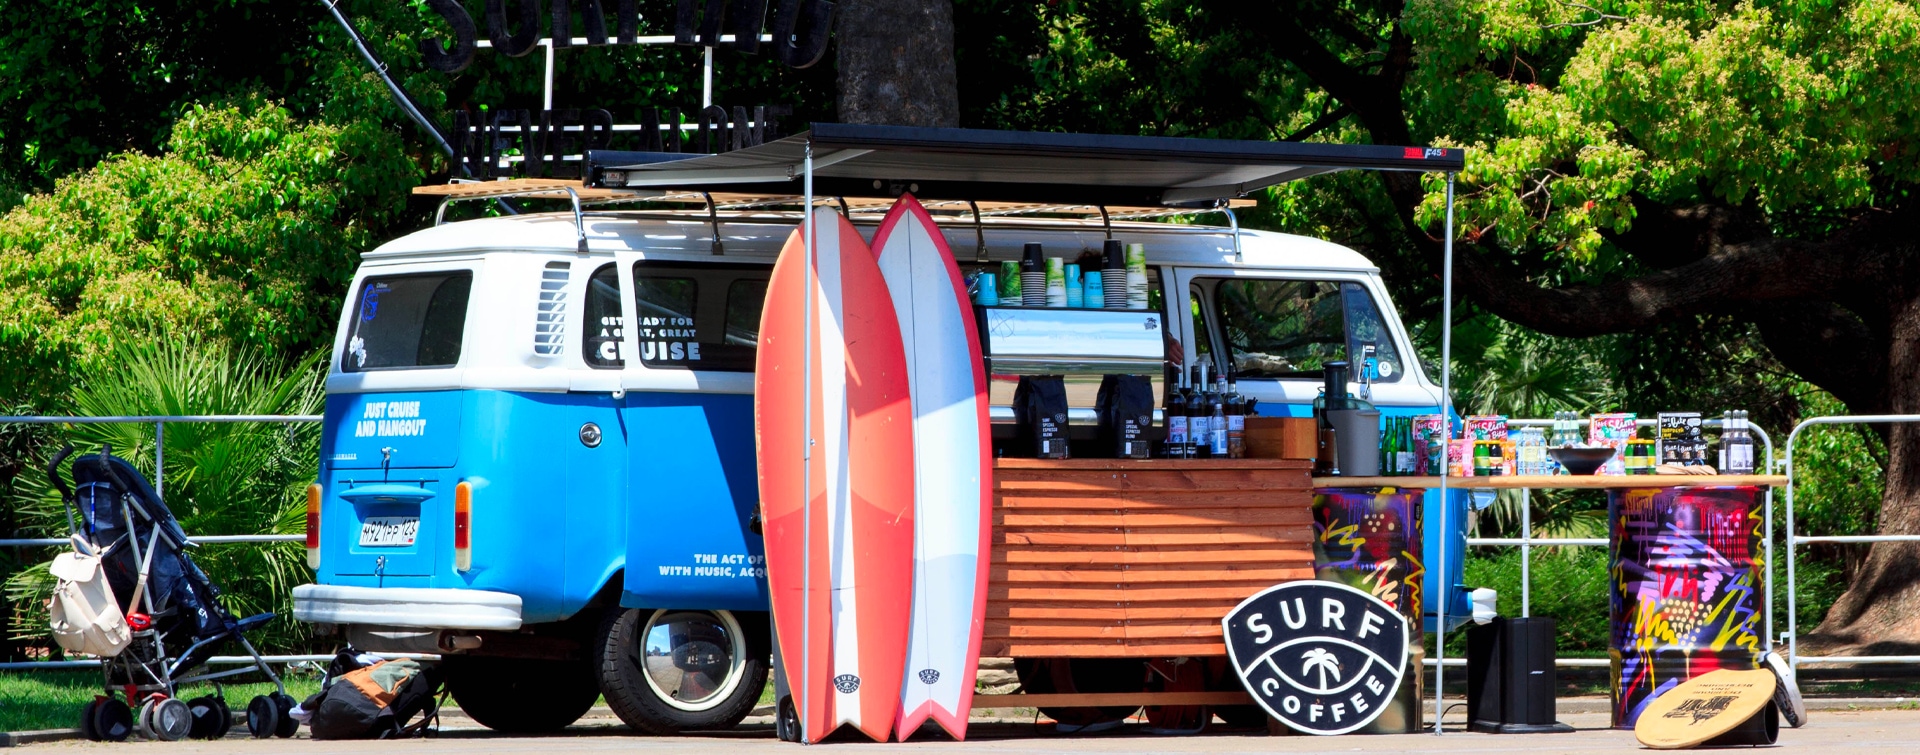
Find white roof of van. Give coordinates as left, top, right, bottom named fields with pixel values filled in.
left=364, top=211, right=1380, bottom=273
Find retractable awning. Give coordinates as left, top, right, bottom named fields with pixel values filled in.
left=587, top=122, right=1462, bottom=206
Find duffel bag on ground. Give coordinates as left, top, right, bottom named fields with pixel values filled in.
left=305, top=658, right=443, bottom=739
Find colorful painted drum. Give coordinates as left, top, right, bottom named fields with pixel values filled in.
left=1312, top=487, right=1426, bottom=734
left=1608, top=486, right=1765, bottom=728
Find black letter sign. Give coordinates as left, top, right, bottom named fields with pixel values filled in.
left=420, top=0, right=478, bottom=73
left=1222, top=581, right=1408, bottom=735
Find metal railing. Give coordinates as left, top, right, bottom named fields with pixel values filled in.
left=0, top=414, right=322, bottom=671
left=1786, top=414, right=1920, bottom=667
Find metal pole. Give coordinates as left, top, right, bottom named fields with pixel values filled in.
left=543, top=40, right=555, bottom=112
left=703, top=46, right=715, bottom=109
left=798, top=140, right=814, bottom=742
left=1434, top=173, right=1456, bottom=734
left=154, top=420, right=164, bottom=499
left=1521, top=487, right=1531, bottom=617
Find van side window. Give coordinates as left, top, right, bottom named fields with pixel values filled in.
left=726, top=279, right=768, bottom=351
left=583, top=263, right=624, bottom=369
left=1212, top=279, right=1402, bottom=383
left=343, top=271, right=472, bottom=372
left=632, top=263, right=769, bottom=371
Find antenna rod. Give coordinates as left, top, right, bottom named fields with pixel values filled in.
left=316, top=0, right=517, bottom=214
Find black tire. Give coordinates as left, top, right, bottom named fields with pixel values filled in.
left=442, top=655, right=600, bottom=733
left=596, top=608, right=769, bottom=735
left=93, top=697, right=134, bottom=742
left=150, top=697, right=193, bottom=741
left=1014, top=658, right=1147, bottom=728
left=775, top=696, right=801, bottom=743
left=271, top=692, right=298, bottom=738
left=246, top=695, right=277, bottom=739
left=80, top=699, right=101, bottom=742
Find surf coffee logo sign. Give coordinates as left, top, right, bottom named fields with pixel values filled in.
left=1222, top=581, right=1408, bottom=735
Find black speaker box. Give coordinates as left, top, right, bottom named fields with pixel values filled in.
left=1466, top=617, right=1574, bottom=733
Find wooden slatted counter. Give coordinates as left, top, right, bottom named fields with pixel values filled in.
left=985, top=458, right=1315, bottom=659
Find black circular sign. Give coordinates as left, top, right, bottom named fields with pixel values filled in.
left=1221, top=580, right=1409, bottom=735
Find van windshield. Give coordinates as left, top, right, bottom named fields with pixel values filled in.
left=342, top=271, right=472, bottom=372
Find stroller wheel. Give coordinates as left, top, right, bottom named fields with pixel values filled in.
left=187, top=696, right=220, bottom=739
left=246, top=695, right=278, bottom=739
left=79, top=699, right=101, bottom=741
left=93, top=697, right=134, bottom=742
left=135, top=699, right=158, bottom=740
left=271, top=692, right=299, bottom=738
left=149, top=698, right=193, bottom=741
left=212, top=696, right=234, bottom=739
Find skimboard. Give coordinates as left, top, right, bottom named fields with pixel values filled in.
left=756, top=207, right=916, bottom=743
left=870, top=194, right=992, bottom=740
left=1633, top=669, right=1778, bottom=749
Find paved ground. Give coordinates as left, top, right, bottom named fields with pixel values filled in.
left=16, top=705, right=1920, bottom=753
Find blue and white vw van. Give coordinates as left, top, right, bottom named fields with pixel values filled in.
left=292, top=208, right=1466, bottom=734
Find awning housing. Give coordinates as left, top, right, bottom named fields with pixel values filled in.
left=585, top=123, right=1462, bottom=206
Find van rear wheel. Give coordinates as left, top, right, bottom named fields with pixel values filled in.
left=596, top=608, right=768, bottom=735
left=442, top=655, right=599, bottom=733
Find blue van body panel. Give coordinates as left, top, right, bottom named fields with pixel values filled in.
left=318, top=389, right=636, bottom=625
left=619, top=392, right=769, bottom=612
left=1250, top=401, right=1471, bottom=631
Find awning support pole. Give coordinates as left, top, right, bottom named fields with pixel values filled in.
left=1434, top=172, right=1456, bottom=735
left=798, top=139, right=814, bottom=743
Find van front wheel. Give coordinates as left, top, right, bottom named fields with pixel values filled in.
left=597, top=608, right=768, bottom=734
left=442, top=655, right=599, bottom=733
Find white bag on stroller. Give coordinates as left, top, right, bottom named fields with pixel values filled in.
left=48, top=537, right=132, bottom=657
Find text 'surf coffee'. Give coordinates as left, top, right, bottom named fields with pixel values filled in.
left=1221, top=581, right=1409, bottom=735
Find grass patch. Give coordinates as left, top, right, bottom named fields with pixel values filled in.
left=0, top=669, right=320, bottom=733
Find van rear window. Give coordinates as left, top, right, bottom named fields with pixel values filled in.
left=343, top=271, right=472, bottom=372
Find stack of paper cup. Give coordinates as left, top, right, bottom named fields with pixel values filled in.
left=999, top=261, right=1022, bottom=306
left=1084, top=271, right=1104, bottom=308
left=1021, top=243, right=1047, bottom=307
left=1065, top=264, right=1083, bottom=307
left=1045, top=258, right=1067, bottom=307
left=1126, top=243, right=1149, bottom=309
left=1102, top=239, right=1128, bottom=309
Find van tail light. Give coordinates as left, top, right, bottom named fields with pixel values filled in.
left=305, top=484, right=322, bottom=569
left=454, top=481, right=472, bottom=572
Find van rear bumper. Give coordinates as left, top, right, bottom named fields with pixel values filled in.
left=292, top=583, right=523, bottom=631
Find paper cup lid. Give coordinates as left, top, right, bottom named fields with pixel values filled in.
left=1634, top=669, right=1776, bottom=749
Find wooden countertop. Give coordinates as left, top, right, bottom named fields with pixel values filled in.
left=1312, top=474, right=1787, bottom=489
left=994, top=458, right=1311, bottom=470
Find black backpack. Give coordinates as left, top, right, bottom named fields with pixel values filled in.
left=304, top=651, right=443, bottom=739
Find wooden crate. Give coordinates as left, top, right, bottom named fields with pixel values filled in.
left=984, top=458, right=1315, bottom=658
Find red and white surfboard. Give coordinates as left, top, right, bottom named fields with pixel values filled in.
left=871, top=195, right=992, bottom=740
left=756, top=207, right=915, bottom=743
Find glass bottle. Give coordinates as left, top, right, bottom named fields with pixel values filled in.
left=1226, top=380, right=1246, bottom=459
left=1164, top=368, right=1189, bottom=459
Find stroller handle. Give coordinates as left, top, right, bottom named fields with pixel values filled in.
left=46, top=444, right=76, bottom=500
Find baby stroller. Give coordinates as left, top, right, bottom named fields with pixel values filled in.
left=46, top=444, right=298, bottom=741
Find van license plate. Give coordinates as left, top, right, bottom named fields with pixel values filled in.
left=359, top=517, right=419, bottom=547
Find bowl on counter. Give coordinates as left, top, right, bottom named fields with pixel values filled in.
left=1548, top=446, right=1617, bottom=476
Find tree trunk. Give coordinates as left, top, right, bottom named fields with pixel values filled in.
left=834, top=0, right=959, bottom=127
left=1805, top=293, right=1920, bottom=653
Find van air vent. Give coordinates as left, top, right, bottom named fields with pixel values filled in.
left=535, top=262, right=570, bottom=356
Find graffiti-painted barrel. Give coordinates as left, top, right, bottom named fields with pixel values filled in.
left=1312, top=487, right=1425, bottom=734
left=1608, top=486, right=1765, bottom=728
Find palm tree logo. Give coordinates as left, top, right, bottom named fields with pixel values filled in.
left=1300, top=647, right=1343, bottom=689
